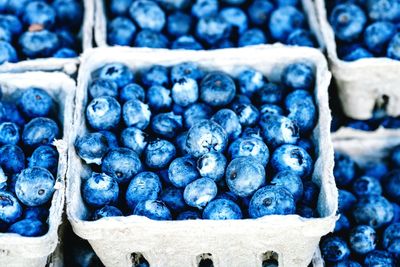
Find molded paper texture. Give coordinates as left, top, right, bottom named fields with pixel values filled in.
left=67, top=45, right=337, bottom=267
left=0, top=72, right=75, bottom=267
left=315, top=0, right=400, bottom=120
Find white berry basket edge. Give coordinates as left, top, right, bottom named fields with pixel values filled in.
left=332, top=127, right=400, bottom=141
left=67, top=45, right=337, bottom=267
left=0, top=72, right=75, bottom=267
left=315, top=0, right=400, bottom=120
left=0, top=0, right=95, bottom=76
left=94, top=0, right=326, bottom=50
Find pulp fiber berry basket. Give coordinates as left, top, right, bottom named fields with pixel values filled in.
left=0, top=72, right=75, bottom=267
left=315, top=0, right=400, bottom=120
left=67, top=45, right=337, bottom=267
left=94, top=0, right=325, bottom=49
left=0, top=0, right=95, bottom=75
left=332, top=127, right=400, bottom=141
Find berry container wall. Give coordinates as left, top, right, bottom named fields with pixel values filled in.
left=315, top=0, right=400, bottom=120
left=0, top=72, right=75, bottom=267
left=94, top=0, right=325, bottom=49
left=67, top=45, right=337, bottom=267
left=0, top=0, right=95, bottom=76
left=332, top=127, right=400, bottom=142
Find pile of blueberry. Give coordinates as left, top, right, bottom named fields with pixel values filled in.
left=0, top=88, right=61, bottom=237
left=0, top=0, right=83, bottom=64
left=328, top=0, right=400, bottom=61
left=74, top=60, right=321, bottom=221
left=106, top=0, right=317, bottom=50
left=320, top=149, right=400, bottom=266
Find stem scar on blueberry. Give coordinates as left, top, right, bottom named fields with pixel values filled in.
left=230, top=172, right=237, bottom=180
left=263, top=198, right=272, bottom=206
left=38, top=189, right=45, bottom=195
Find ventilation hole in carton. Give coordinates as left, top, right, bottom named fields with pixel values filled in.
left=131, top=253, right=149, bottom=267
left=261, top=251, right=279, bottom=267
left=197, top=253, right=214, bottom=267
left=375, top=94, right=389, bottom=114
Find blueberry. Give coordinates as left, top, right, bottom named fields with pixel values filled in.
left=220, top=7, right=248, bottom=34
left=211, top=109, right=242, bottom=140
left=110, top=0, right=133, bottom=16
left=343, top=45, right=374, bottom=61
left=233, top=103, right=260, bottom=127
left=391, top=145, right=400, bottom=167
left=156, top=0, right=190, bottom=10
left=259, top=104, right=284, bottom=116
left=364, top=250, right=394, bottom=267
left=203, top=199, right=242, bottom=220
left=352, top=195, right=394, bottom=229
left=183, top=103, right=212, bottom=130
left=171, top=35, right=203, bottom=50
left=196, top=16, right=231, bottom=45
left=146, top=85, right=172, bottom=112
left=186, top=120, right=228, bottom=157
left=259, top=114, right=299, bottom=148
left=151, top=112, right=182, bottom=139
left=238, top=28, right=267, bottom=47
left=19, top=30, right=60, bottom=58
left=364, top=162, right=389, bottom=179
left=367, top=0, right=400, bottom=22
left=183, top=177, right=217, bottom=209
left=126, top=171, right=162, bottom=211
left=334, top=152, right=357, bottom=187
left=0, top=191, right=22, bottom=224
left=56, top=29, right=77, bottom=49
left=338, top=189, right=357, bottom=213
left=92, top=205, right=123, bottom=220
left=352, top=176, right=382, bottom=197
left=253, top=83, right=285, bottom=106
left=282, top=62, right=315, bottom=91
left=95, top=63, right=133, bottom=89
left=301, top=180, right=320, bottom=208
left=0, top=145, right=24, bottom=176
left=177, top=210, right=201, bottom=220
left=276, top=0, right=299, bottom=6
left=228, top=137, right=269, bottom=166
left=120, top=83, right=145, bottom=103
left=53, top=0, right=83, bottom=27
left=349, top=225, right=377, bottom=255
left=321, top=236, right=350, bottom=263
left=8, top=218, right=47, bottom=237
left=271, top=144, right=313, bottom=178
left=175, top=131, right=188, bottom=154
left=200, top=72, right=236, bottom=107
left=28, top=145, right=58, bottom=174
left=329, top=4, right=367, bottom=42
left=212, top=38, right=234, bottom=49
left=383, top=170, right=400, bottom=203
left=122, top=100, right=151, bottom=129
left=0, top=41, right=17, bottom=64
left=167, top=12, right=192, bottom=37
left=88, top=79, right=118, bottom=99
left=130, top=0, right=165, bottom=32
left=0, top=15, right=23, bottom=36
left=285, top=90, right=317, bottom=133
left=240, top=126, right=262, bottom=139
left=271, top=171, right=303, bottom=202
left=383, top=223, right=400, bottom=251
left=168, top=155, right=199, bottom=187
left=144, top=139, right=176, bottom=169
left=53, top=48, right=77, bottom=58
left=134, top=30, right=169, bottom=48
left=24, top=206, right=49, bottom=222
left=86, top=96, right=121, bottom=131
left=18, top=88, right=53, bottom=119
left=335, top=214, right=351, bottom=233
left=296, top=138, right=314, bottom=155
left=237, top=68, right=265, bottom=97
left=287, top=29, right=316, bottom=47
left=161, top=187, right=186, bottom=214
left=191, top=0, right=218, bottom=19
left=249, top=185, right=295, bottom=218
left=99, top=131, right=119, bottom=149
left=0, top=25, right=12, bottom=43
left=75, top=132, right=109, bottom=165
left=364, top=22, right=396, bottom=55
left=269, top=6, right=306, bottom=42
left=15, top=167, right=55, bottom=206
left=141, top=65, right=169, bottom=87
left=197, top=152, right=227, bottom=181
left=120, top=127, right=147, bottom=155
left=107, top=17, right=137, bottom=46
left=22, top=117, right=59, bottom=149
left=22, top=1, right=55, bottom=29
left=102, top=148, right=142, bottom=184
left=0, top=122, right=19, bottom=145
left=230, top=94, right=252, bottom=110
left=171, top=78, right=199, bottom=107
left=81, top=172, right=119, bottom=208
left=133, top=200, right=172, bottom=220
left=248, top=0, right=274, bottom=26
left=387, top=33, right=400, bottom=60
left=171, top=62, right=204, bottom=83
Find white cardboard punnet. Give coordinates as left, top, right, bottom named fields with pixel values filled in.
left=315, top=0, right=400, bottom=120
left=67, top=45, right=337, bottom=267
left=94, top=0, right=325, bottom=50
left=332, top=127, right=400, bottom=141
left=0, top=72, right=75, bottom=267
left=0, top=0, right=95, bottom=75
